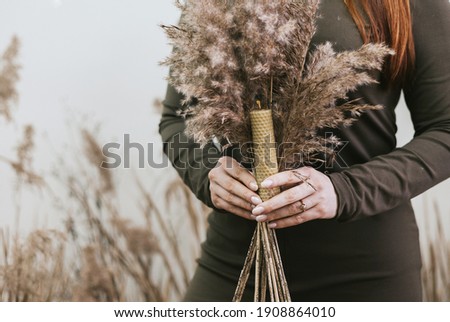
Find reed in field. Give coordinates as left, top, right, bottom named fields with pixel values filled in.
left=0, top=229, right=71, bottom=301
left=0, top=127, right=208, bottom=301
left=0, top=36, right=20, bottom=122
left=0, top=36, right=208, bottom=301
left=0, top=35, right=208, bottom=301
left=0, top=36, right=43, bottom=188
left=421, top=202, right=450, bottom=302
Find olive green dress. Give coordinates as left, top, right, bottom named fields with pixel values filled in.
left=159, top=0, right=450, bottom=301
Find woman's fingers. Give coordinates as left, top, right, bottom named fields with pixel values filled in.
left=250, top=167, right=338, bottom=228
left=208, top=158, right=338, bottom=227
left=260, top=167, right=314, bottom=189
left=221, top=156, right=259, bottom=191
left=211, top=182, right=255, bottom=211
left=213, top=195, right=255, bottom=220
left=255, top=194, right=319, bottom=223
left=252, top=182, right=315, bottom=216
left=268, top=208, right=321, bottom=229
left=211, top=158, right=262, bottom=205
left=209, top=156, right=262, bottom=219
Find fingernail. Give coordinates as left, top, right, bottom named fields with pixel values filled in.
left=256, top=215, right=268, bottom=222
left=251, top=196, right=262, bottom=205
left=249, top=182, right=258, bottom=191
left=252, top=206, right=265, bottom=216
left=261, top=179, right=273, bottom=188
left=268, top=223, right=277, bottom=229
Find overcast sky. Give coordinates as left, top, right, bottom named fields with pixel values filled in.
left=0, top=0, right=448, bottom=236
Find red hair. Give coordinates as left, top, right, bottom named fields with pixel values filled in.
left=345, top=0, right=415, bottom=83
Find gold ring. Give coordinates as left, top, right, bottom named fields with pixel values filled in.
left=300, top=200, right=307, bottom=213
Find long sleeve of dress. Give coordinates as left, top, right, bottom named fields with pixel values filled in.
left=159, top=84, right=220, bottom=209
left=328, top=0, right=450, bottom=222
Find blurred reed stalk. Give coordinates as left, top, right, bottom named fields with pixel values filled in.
left=1, top=127, right=208, bottom=301
left=0, top=35, right=20, bottom=122
left=1, top=36, right=208, bottom=301
left=0, top=229, right=71, bottom=301
left=0, top=37, right=43, bottom=187
left=421, top=201, right=450, bottom=301
left=66, top=128, right=208, bottom=301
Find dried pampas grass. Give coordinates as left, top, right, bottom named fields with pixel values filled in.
left=162, top=0, right=393, bottom=169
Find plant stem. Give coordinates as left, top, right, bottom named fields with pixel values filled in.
left=232, top=229, right=257, bottom=302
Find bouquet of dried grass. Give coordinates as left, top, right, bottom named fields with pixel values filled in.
left=162, top=0, right=393, bottom=301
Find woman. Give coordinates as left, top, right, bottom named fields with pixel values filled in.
left=159, top=0, right=450, bottom=301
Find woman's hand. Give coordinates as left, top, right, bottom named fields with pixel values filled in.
left=209, top=156, right=262, bottom=220
left=252, top=167, right=338, bottom=229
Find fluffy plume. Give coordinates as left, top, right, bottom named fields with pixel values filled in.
left=162, top=0, right=394, bottom=169
left=0, top=36, right=20, bottom=122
